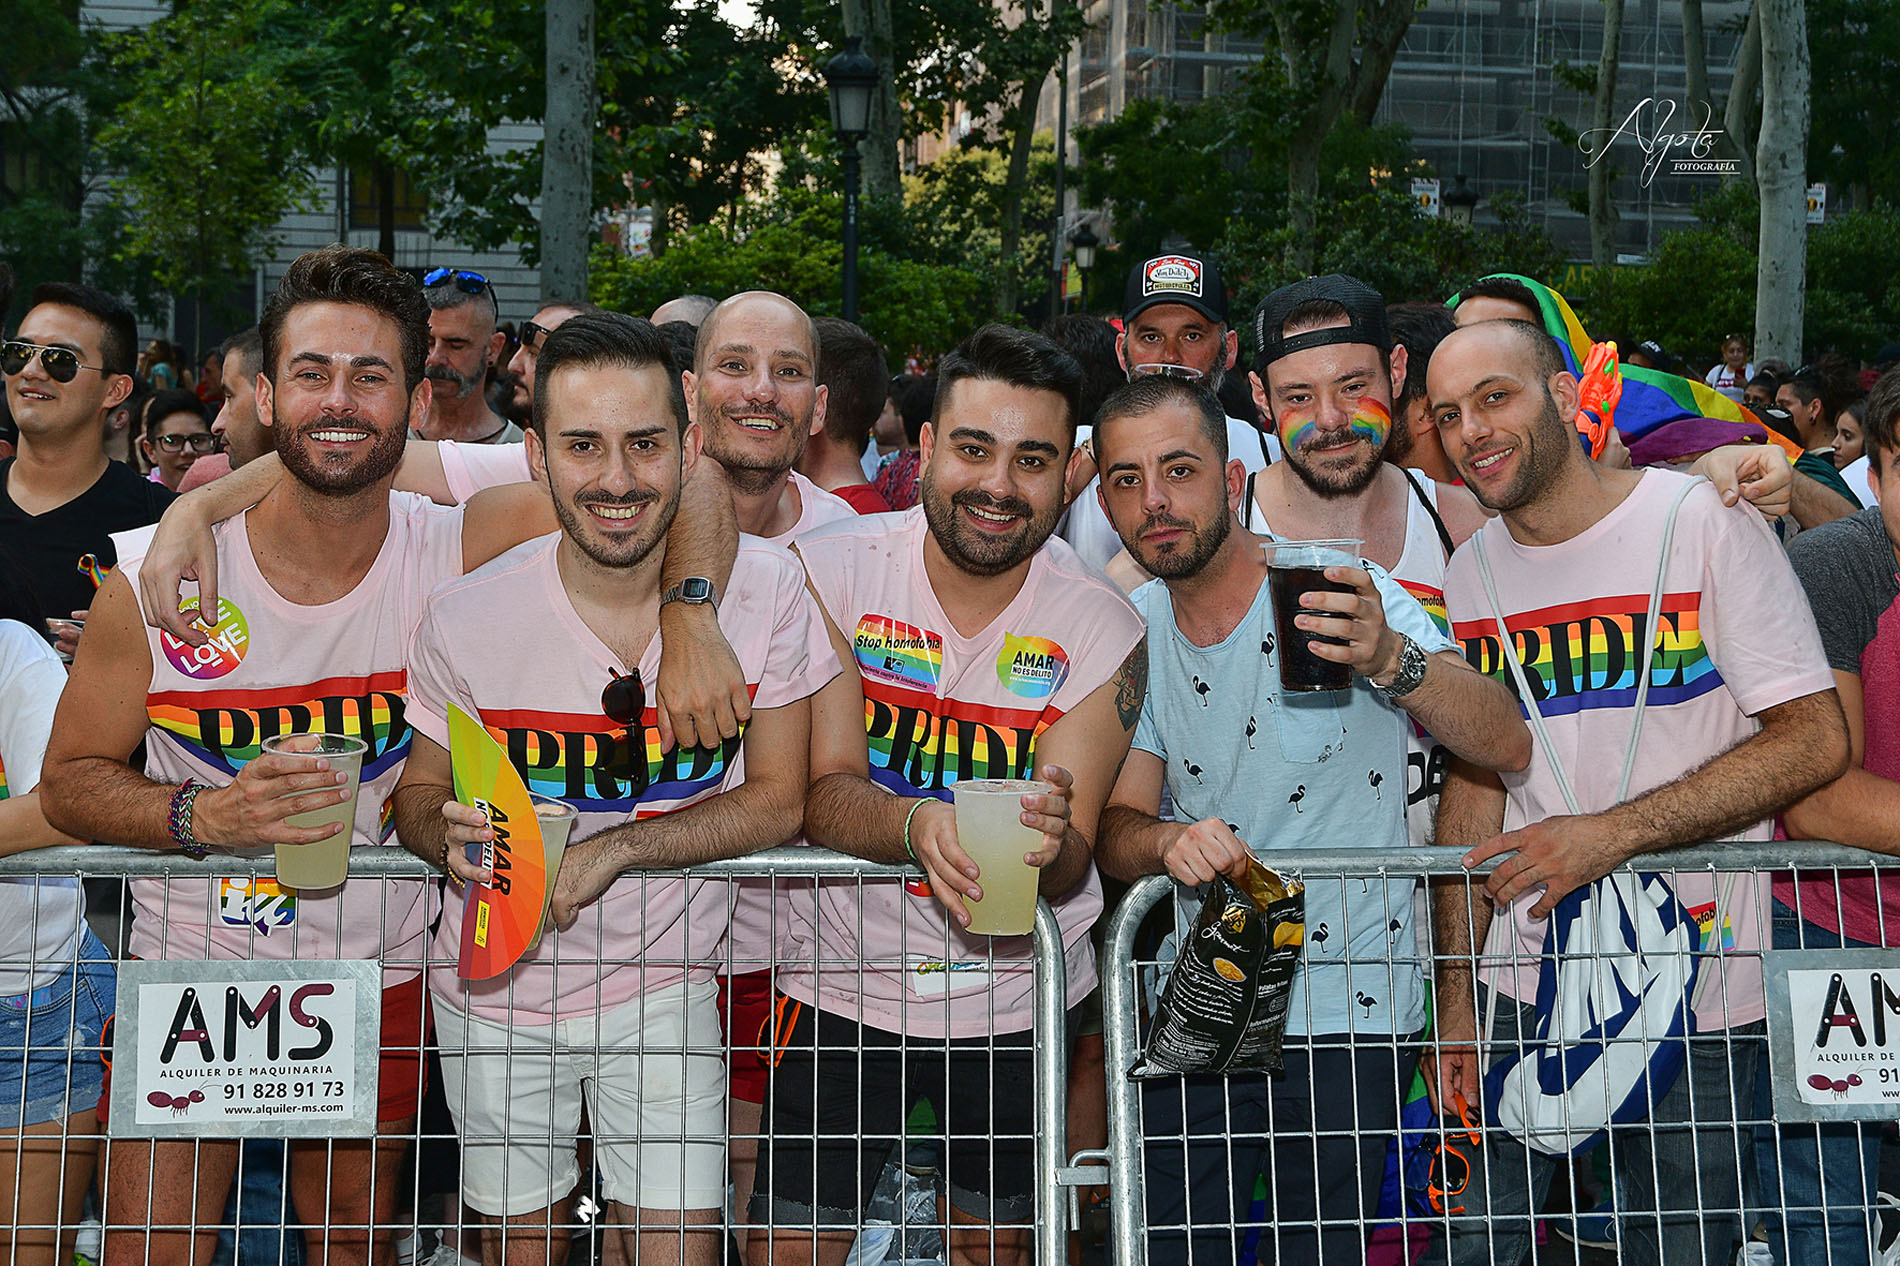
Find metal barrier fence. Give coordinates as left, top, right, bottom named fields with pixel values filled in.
left=5, top=841, right=1898, bottom=1266
left=1100, top=841, right=1900, bottom=1266
left=0, top=844, right=1072, bottom=1266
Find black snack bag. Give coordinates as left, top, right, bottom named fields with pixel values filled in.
left=1129, top=860, right=1305, bottom=1078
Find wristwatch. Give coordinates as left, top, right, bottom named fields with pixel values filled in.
left=1372, top=633, right=1428, bottom=699
left=660, top=577, right=719, bottom=610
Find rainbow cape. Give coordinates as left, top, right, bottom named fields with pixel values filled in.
left=1447, top=274, right=1802, bottom=460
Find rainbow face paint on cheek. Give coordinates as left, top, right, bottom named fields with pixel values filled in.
left=1277, top=406, right=1319, bottom=450
left=1349, top=398, right=1392, bottom=446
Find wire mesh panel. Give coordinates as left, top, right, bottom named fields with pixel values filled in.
left=0, top=845, right=1074, bottom=1266
left=1100, top=842, right=1900, bottom=1266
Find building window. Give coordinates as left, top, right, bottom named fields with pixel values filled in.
left=347, top=165, right=427, bottom=231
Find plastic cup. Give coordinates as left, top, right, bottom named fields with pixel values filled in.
left=530, top=794, right=579, bottom=852
left=261, top=733, right=367, bottom=890
left=953, top=779, right=1049, bottom=936
left=1262, top=539, right=1364, bottom=693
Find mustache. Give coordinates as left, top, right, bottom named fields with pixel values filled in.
left=425, top=364, right=480, bottom=392
left=715, top=401, right=795, bottom=429
left=1139, top=511, right=1196, bottom=535
left=950, top=488, right=1034, bottom=519
left=576, top=490, right=659, bottom=509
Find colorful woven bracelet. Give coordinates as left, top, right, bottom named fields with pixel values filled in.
left=167, top=780, right=208, bottom=859
left=901, top=798, right=928, bottom=863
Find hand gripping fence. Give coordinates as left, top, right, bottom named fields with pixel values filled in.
left=1, top=839, right=1895, bottom=1265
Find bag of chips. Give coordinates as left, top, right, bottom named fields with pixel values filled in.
left=1130, top=860, right=1305, bottom=1078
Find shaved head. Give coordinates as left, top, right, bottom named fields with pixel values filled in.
left=695, top=292, right=821, bottom=376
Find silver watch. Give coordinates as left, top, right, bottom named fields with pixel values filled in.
left=661, top=577, right=719, bottom=610
left=1373, top=633, right=1428, bottom=699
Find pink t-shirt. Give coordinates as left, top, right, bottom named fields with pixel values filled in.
left=1444, top=471, right=1836, bottom=1028
left=437, top=440, right=532, bottom=505
left=406, top=534, right=840, bottom=1024
left=130, top=494, right=466, bottom=985
left=782, top=508, right=1146, bottom=1038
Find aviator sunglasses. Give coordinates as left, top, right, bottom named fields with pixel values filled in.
left=2, top=341, right=108, bottom=384
left=423, top=267, right=495, bottom=301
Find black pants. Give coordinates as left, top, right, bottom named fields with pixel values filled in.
left=1142, top=1036, right=1419, bottom=1265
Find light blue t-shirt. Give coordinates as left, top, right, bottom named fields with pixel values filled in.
left=1132, top=558, right=1455, bottom=1037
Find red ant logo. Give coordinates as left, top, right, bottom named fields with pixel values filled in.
left=1806, top=1072, right=1865, bottom=1100
left=147, top=1086, right=209, bottom=1116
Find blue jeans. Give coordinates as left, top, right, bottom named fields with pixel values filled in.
left=0, top=928, right=113, bottom=1126
left=209, top=1140, right=301, bottom=1266
left=1420, top=988, right=1761, bottom=1266
left=1751, top=902, right=1883, bottom=1266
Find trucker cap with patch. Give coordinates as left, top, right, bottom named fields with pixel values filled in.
left=1251, top=274, right=1391, bottom=370
left=1123, top=253, right=1228, bottom=325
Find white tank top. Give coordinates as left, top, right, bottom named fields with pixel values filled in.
left=128, top=494, right=465, bottom=983
left=1241, top=469, right=1452, bottom=845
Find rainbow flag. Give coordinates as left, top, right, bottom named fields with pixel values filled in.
left=1447, top=274, right=1802, bottom=459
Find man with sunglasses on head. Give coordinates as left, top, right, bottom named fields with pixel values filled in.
left=0, top=282, right=175, bottom=624
left=1061, top=252, right=1281, bottom=572
left=415, top=266, right=521, bottom=445
left=392, top=313, right=838, bottom=1266
left=505, top=301, right=600, bottom=419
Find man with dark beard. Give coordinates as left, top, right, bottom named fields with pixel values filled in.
left=1087, top=374, right=1527, bottom=1265
left=751, top=325, right=1148, bottom=1266
left=415, top=266, right=519, bottom=444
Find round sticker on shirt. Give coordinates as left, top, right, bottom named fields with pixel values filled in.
left=996, top=633, right=1070, bottom=699
left=160, top=596, right=250, bottom=680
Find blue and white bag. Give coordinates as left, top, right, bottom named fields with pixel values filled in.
left=1471, top=476, right=1716, bottom=1156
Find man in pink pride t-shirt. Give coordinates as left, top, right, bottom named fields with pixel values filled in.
left=392, top=314, right=837, bottom=1264
left=1423, top=319, right=1848, bottom=1266
left=751, top=325, right=1147, bottom=1266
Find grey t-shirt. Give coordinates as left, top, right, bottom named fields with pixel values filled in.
left=1786, top=507, right=1899, bottom=675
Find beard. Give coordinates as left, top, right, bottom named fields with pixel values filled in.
left=1286, top=431, right=1382, bottom=499
left=699, top=400, right=806, bottom=494
left=276, top=417, right=408, bottom=497
left=425, top=363, right=483, bottom=401
left=919, top=473, right=1062, bottom=578
left=1460, top=392, right=1572, bottom=513
left=1127, top=505, right=1230, bottom=579
left=552, top=486, right=678, bottom=570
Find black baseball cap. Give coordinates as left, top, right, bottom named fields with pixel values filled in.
left=1251, top=274, right=1391, bottom=370
left=1122, top=253, right=1229, bottom=325
left=1631, top=339, right=1681, bottom=373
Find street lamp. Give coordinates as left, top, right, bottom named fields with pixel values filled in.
left=1069, top=222, right=1099, bottom=309
left=1445, top=173, right=1480, bottom=226
left=825, top=37, right=881, bottom=324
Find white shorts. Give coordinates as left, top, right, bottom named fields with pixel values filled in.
left=433, top=978, right=727, bottom=1216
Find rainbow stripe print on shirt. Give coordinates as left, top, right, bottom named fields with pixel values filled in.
left=476, top=705, right=746, bottom=814
left=147, top=671, right=413, bottom=780
left=1396, top=578, right=1450, bottom=638
left=862, top=679, right=1058, bottom=800
left=1452, top=591, right=1723, bottom=718
left=0, top=751, right=9, bottom=801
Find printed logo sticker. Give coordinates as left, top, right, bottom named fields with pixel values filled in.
left=161, top=597, right=250, bottom=680
left=1143, top=255, right=1203, bottom=299
left=217, top=877, right=296, bottom=934
left=996, top=633, right=1069, bottom=698
left=854, top=614, right=943, bottom=690
left=1686, top=900, right=1736, bottom=953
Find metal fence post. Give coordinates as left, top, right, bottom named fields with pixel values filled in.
left=1102, top=874, right=1172, bottom=1266
left=1032, top=895, right=1070, bottom=1266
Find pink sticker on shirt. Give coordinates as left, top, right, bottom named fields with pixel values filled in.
left=996, top=633, right=1069, bottom=698
left=160, top=597, right=250, bottom=680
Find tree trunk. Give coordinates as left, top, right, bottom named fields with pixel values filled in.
left=374, top=161, right=396, bottom=263
left=1721, top=0, right=1761, bottom=185
left=1348, top=0, right=1418, bottom=125
left=1754, top=0, right=1809, bottom=365
left=541, top=0, right=596, bottom=304
left=995, top=74, right=1044, bottom=317
left=1589, top=0, right=1624, bottom=271
left=1276, top=0, right=1358, bottom=276
left=842, top=0, right=902, bottom=203
left=1681, top=0, right=1710, bottom=119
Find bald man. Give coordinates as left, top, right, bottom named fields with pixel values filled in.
left=651, top=294, right=718, bottom=327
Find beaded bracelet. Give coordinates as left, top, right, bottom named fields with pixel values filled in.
left=167, top=780, right=208, bottom=859
left=901, top=799, right=928, bottom=862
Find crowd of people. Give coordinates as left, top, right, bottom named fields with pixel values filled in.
left=0, top=242, right=1892, bottom=1266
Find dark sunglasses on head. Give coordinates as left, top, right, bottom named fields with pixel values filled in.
left=424, top=267, right=493, bottom=299
left=601, top=667, right=645, bottom=726
left=154, top=433, right=220, bottom=454
left=2, top=341, right=107, bottom=384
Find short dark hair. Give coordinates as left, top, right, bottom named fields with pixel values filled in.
left=815, top=317, right=890, bottom=448
left=1859, top=368, right=1900, bottom=474
left=143, top=388, right=210, bottom=439
left=28, top=282, right=138, bottom=378
left=653, top=321, right=700, bottom=380
left=261, top=247, right=430, bottom=392
left=1039, top=314, right=1127, bottom=430
left=1454, top=275, right=1542, bottom=319
left=1748, top=370, right=1781, bottom=394
left=933, top=324, right=1084, bottom=439
left=1387, top=302, right=1457, bottom=412
left=1486, top=318, right=1568, bottom=386
left=1093, top=376, right=1229, bottom=465
left=532, top=312, right=688, bottom=437
left=221, top=327, right=263, bottom=378
left=898, top=374, right=936, bottom=445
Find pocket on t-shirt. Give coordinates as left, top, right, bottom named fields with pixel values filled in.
left=1268, top=692, right=1349, bottom=764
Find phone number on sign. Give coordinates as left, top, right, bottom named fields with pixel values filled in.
left=224, top=1081, right=346, bottom=1101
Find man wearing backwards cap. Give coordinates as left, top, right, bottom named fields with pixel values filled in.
left=1061, top=252, right=1280, bottom=572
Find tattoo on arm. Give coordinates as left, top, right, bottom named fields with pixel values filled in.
left=1114, top=638, right=1148, bottom=733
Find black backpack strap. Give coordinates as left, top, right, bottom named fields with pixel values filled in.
left=1242, top=470, right=1260, bottom=531
left=1401, top=466, right=1456, bottom=561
